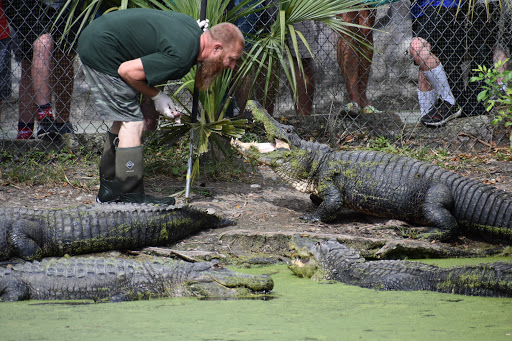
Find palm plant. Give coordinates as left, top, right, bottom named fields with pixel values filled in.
left=58, top=0, right=370, bottom=183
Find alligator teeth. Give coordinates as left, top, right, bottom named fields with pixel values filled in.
left=231, top=139, right=290, bottom=153
left=274, top=139, right=290, bottom=150
left=231, top=140, right=275, bottom=152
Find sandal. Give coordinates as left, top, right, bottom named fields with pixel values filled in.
left=343, top=102, right=361, bottom=113
left=362, top=105, right=382, bottom=114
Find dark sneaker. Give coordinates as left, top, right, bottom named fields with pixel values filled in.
left=37, top=116, right=59, bottom=138
left=57, top=122, right=75, bottom=135
left=421, top=100, right=462, bottom=127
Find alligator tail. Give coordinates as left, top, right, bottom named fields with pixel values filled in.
left=365, top=150, right=512, bottom=240
left=436, top=262, right=512, bottom=297
left=446, top=174, right=512, bottom=240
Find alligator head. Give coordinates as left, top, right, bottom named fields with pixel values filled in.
left=288, top=237, right=365, bottom=281
left=244, top=100, right=303, bottom=147
left=185, top=261, right=274, bottom=299
left=232, top=100, right=328, bottom=194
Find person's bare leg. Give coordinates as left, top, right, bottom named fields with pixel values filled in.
left=293, top=57, right=315, bottom=115
left=494, top=47, right=509, bottom=87
left=231, top=58, right=252, bottom=114
left=111, top=121, right=144, bottom=148
left=337, top=12, right=360, bottom=106
left=355, top=9, right=375, bottom=109
left=52, top=51, right=75, bottom=123
left=17, top=59, right=37, bottom=139
left=19, top=59, right=37, bottom=124
left=32, top=33, right=53, bottom=108
left=410, top=36, right=437, bottom=116
left=410, top=35, right=456, bottom=107
left=254, top=62, right=278, bottom=115
left=410, top=37, right=439, bottom=91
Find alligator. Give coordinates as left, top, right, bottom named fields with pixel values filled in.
left=289, top=236, right=512, bottom=297
left=0, top=256, right=273, bottom=302
left=232, top=100, right=512, bottom=242
left=0, top=203, right=233, bottom=261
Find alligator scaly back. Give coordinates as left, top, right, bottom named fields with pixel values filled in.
left=289, top=237, right=512, bottom=297
left=0, top=256, right=273, bottom=302
left=233, top=100, right=512, bottom=242
left=0, top=203, right=233, bottom=261
left=324, top=149, right=512, bottom=239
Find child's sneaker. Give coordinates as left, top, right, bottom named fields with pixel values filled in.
left=421, top=99, right=462, bottom=127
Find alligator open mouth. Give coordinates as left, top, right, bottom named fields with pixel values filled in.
left=231, top=138, right=290, bottom=154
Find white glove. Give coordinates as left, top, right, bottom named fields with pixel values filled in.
left=197, top=19, right=209, bottom=31
left=152, top=91, right=181, bottom=123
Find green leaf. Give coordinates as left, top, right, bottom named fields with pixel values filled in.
left=476, top=90, right=488, bottom=102
left=504, top=71, right=512, bottom=83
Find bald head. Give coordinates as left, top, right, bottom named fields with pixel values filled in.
left=195, top=23, right=245, bottom=90
left=209, top=22, right=245, bottom=51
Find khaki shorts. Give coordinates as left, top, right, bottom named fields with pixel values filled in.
left=81, top=62, right=143, bottom=122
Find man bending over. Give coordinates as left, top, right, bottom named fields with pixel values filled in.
left=77, top=8, right=244, bottom=204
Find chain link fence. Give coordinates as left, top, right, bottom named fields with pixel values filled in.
left=1, top=1, right=511, bottom=165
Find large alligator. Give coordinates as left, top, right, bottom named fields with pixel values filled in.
left=0, top=256, right=273, bottom=302
left=0, top=203, right=232, bottom=261
left=289, top=236, right=512, bottom=297
left=233, top=100, right=512, bottom=242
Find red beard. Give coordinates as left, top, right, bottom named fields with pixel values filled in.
left=195, top=55, right=225, bottom=91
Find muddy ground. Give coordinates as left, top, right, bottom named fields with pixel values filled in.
left=1, top=152, right=512, bottom=262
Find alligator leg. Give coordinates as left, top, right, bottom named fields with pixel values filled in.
left=301, top=181, right=343, bottom=222
left=420, top=183, right=458, bottom=241
left=10, top=219, right=45, bottom=260
left=0, top=276, right=30, bottom=302
left=309, top=193, right=323, bottom=206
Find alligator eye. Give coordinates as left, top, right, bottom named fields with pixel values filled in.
left=212, top=263, right=223, bottom=269
left=287, top=128, right=292, bottom=133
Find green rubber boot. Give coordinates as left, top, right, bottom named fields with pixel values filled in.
left=113, top=146, right=175, bottom=205
left=96, top=132, right=118, bottom=203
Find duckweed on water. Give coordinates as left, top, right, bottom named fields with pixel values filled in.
left=1, top=262, right=511, bottom=340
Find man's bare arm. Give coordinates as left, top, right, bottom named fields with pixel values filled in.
left=118, top=59, right=159, bottom=98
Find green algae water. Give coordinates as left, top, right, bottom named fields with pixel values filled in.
left=1, top=259, right=512, bottom=341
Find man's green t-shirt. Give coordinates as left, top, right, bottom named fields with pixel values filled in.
left=77, top=9, right=202, bottom=86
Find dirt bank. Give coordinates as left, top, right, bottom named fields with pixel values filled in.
left=2, top=157, right=511, bottom=262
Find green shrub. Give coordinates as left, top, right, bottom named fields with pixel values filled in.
left=471, top=58, right=512, bottom=149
